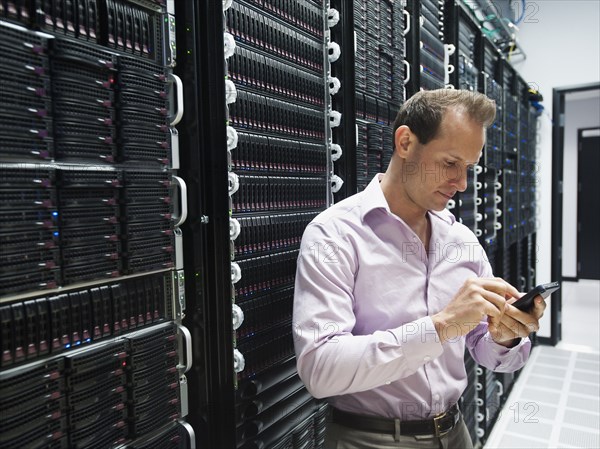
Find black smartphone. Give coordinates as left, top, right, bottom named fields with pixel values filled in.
left=512, top=282, right=560, bottom=311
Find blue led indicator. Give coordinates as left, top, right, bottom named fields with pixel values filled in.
left=52, top=211, right=58, bottom=217
left=65, top=344, right=71, bottom=349
left=53, top=231, right=59, bottom=237
left=85, top=338, right=91, bottom=343
left=75, top=341, right=81, bottom=346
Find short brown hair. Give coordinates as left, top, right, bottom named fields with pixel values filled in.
left=393, top=89, right=496, bottom=145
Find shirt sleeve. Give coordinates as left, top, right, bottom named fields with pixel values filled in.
left=466, top=245, right=532, bottom=372
left=466, top=323, right=531, bottom=372
left=293, top=222, right=443, bottom=399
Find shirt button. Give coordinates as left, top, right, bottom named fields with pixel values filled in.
left=433, top=394, right=441, bottom=401
left=386, top=381, right=391, bottom=385
left=424, top=356, right=431, bottom=363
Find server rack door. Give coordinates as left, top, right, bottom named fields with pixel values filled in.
left=1, top=1, right=192, bottom=447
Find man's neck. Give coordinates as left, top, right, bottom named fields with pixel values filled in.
left=380, top=169, right=433, bottom=252
left=380, top=172, right=429, bottom=232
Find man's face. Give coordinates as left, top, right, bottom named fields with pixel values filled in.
left=402, top=109, right=485, bottom=212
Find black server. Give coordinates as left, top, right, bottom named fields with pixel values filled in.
left=405, top=0, right=447, bottom=95
left=329, top=0, right=404, bottom=195
left=352, top=0, right=403, bottom=191
left=444, top=1, right=482, bottom=237
left=0, top=2, right=193, bottom=448
left=446, top=1, right=539, bottom=445
left=225, top=1, right=330, bottom=446
left=173, top=0, right=331, bottom=447
left=479, top=30, right=505, bottom=297
left=460, top=351, right=483, bottom=445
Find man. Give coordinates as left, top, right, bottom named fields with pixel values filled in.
left=293, top=89, right=546, bottom=449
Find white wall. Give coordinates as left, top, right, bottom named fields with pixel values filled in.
left=510, top=0, right=600, bottom=338
left=562, top=93, right=600, bottom=278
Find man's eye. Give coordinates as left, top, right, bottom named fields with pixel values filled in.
left=445, top=161, right=457, bottom=167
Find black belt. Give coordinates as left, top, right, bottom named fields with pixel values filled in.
left=331, top=403, right=460, bottom=438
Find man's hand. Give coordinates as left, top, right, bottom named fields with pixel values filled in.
left=489, top=294, right=547, bottom=347
left=432, top=278, right=520, bottom=344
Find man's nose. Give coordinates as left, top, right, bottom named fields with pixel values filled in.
left=446, top=166, right=468, bottom=192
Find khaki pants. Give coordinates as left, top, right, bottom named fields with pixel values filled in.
left=324, top=415, right=474, bottom=449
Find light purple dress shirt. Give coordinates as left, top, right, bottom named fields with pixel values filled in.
left=293, top=174, right=531, bottom=420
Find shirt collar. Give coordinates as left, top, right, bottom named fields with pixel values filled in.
left=359, top=174, right=390, bottom=221
left=429, top=207, right=456, bottom=225
left=359, top=173, right=457, bottom=225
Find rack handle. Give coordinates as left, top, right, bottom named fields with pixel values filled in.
left=402, top=10, right=411, bottom=36
left=172, top=175, right=188, bottom=227
left=403, top=60, right=411, bottom=85
left=169, top=73, right=184, bottom=126
left=177, top=324, right=193, bottom=373
left=496, top=380, right=504, bottom=397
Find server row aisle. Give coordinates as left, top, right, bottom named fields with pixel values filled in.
left=1, top=0, right=548, bottom=448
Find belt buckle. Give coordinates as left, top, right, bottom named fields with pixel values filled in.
left=433, top=411, right=450, bottom=437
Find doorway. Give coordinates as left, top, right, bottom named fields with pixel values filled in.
left=549, top=82, right=600, bottom=345
left=577, top=128, right=600, bottom=280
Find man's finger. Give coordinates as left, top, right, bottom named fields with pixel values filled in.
left=479, top=288, right=507, bottom=312
left=504, top=304, right=540, bottom=335
left=532, top=296, right=547, bottom=318
left=479, top=278, right=520, bottom=300
left=482, top=299, right=502, bottom=323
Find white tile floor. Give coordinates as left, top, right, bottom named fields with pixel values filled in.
left=485, top=280, right=600, bottom=449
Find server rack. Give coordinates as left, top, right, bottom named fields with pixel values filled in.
left=469, top=8, right=539, bottom=444
left=444, top=1, right=482, bottom=237
left=314, top=1, right=540, bottom=446
left=478, top=31, right=506, bottom=301
left=175, top=1, right=332, bottom=447
left=445, top=2, right=539, bottom=446
left=330, top=0, right=404, bottom=196
left=352, top=0, right=403, bottom=191
left=327, top=0, right=356, bottom=200
left=0, top=2, right=193, bottom=448
left=226, top=2, right=331, bottom=447
left=405, top=0, right=448, bottom=97
left=479, top=59, right=525, bottom=435
left=172, top=1, right=236, bottom=447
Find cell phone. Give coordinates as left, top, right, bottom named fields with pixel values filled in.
left=512, top=282, right=560, bottom=311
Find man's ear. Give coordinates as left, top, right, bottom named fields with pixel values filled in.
left=394, top=125, right=413, bottom=157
